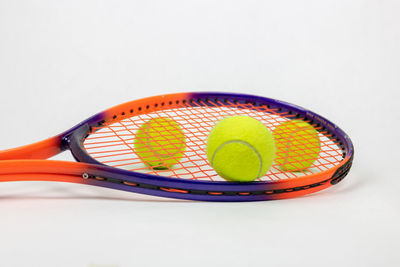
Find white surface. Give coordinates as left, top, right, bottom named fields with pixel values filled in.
left=0, top=1, right=399, bottom=266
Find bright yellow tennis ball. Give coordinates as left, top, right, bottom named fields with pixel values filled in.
left=273, top=119, right=321, bottom=171
left=134, top=117, right=186, bottom=169
left=207, top=116, right=275, bottom=182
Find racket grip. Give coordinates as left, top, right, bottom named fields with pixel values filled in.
left=0, top=136, right=63, bottom=160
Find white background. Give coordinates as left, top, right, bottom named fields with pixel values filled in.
left=0, top=1, right=399, bottom=266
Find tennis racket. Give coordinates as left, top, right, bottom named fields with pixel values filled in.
left=0, top=92, right=354, bottom=201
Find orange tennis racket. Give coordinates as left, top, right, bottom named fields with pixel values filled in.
left=0, top=92, right=353, bottom=201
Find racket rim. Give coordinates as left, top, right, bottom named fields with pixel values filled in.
left=67, top=92, right=353, bottom=189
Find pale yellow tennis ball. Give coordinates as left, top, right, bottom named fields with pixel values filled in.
left=207, top=116, right=275, bottom=182
left=273, top=119, right=321, bottom=171
left=134, top=117, right=186, bottom=169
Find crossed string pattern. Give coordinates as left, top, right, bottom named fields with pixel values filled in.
left=83, top=100, right=344, bottom=182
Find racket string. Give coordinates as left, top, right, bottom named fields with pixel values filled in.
left=84, top=104, right=343, bottom=181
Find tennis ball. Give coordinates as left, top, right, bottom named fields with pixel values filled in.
left=206, top=116, right=275, bottom=182
left=273, top=119, right=321, bottom=171
left=134, top=117, right=186, bottom=169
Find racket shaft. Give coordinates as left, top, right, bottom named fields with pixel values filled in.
left=0, top=160, right=84, bottom=175
left=0, top=173, right=83, bottom=184
left=0, top=136, right=62, bottom=160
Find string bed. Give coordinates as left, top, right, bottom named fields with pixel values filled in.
left=84, top=102, right=343, bottom=182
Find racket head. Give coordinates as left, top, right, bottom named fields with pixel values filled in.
left=61, top=92, right=353, bottom=201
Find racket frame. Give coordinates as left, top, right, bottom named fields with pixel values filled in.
left=0, top=92, right=354, bottom=201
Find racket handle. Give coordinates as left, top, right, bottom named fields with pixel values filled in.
left=0, top=136, right=63, bottom=160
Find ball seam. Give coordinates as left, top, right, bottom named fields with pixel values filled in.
left=211, top=140, right=263, bottom=179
